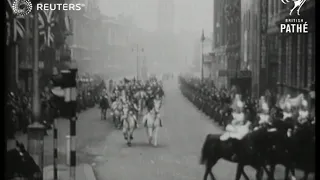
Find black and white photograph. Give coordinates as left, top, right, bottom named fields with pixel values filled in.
left=5, top=0, right=315, bottom=179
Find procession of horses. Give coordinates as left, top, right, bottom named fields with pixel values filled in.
left=99, top=76, right=165, bottom=147
left=179, top=75, right=315, bottom=180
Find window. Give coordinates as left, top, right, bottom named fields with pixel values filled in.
left=281, top=1, right=286, bottom=10
left=291, top=36, right=297, bottom=86
left=308, top=32, right=315, bottom=84
left=287, top=36, right=292, bottom=85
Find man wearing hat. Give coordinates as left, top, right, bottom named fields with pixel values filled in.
left=282, top=95, right=293, bottom=120
left=258, top=96, right=271, bottom=125
left=220, top=94, right=250, bottom=141
left=297, top=97, right=310, bottom=125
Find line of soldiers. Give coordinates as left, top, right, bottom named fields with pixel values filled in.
left=178, top=75, right=315, bottom=131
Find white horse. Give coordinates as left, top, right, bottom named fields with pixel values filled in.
left=142, top=109, right=161, bottom=146
left=111, top=99, right=123, bottom=128
left=122, top=104, right=137, bottom=146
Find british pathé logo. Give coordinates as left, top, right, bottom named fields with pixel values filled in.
left=280, top=0, right=308, bottom=33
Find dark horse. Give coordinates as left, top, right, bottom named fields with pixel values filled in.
left=266, top=107, right=315, bottom=180
left=199, top=129, right=274, bottom=180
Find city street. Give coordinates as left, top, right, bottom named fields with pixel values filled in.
left=15, top=78, right=311, bottom=180
left=89, top=78, right=308, bottom=180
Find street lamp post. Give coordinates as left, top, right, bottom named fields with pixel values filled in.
left=132, top=44, right=144, bottom=80
left=200, top=29, right=205, bottom=82
left=28, top=6, right=46, bottom=179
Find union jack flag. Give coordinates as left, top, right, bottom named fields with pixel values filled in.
left=38, top=9, right=57, bottom=47
left=6, top=0, right=25, bottom=44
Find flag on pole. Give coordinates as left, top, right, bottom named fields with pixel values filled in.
left=64, top=14, right=72, bottom=35
left=38, top=9, right=56, bottom=47
left=6, top=0, right=25, bottom=44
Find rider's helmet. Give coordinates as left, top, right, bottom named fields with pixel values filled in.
left=301, top=99, right=308, bottom=110
left=236, top=100, right=244, bottom=113
left=261, top=102, right=269, bottom=114
left=284, top=100, right=292, bottom=112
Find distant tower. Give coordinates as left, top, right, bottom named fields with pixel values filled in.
left=157, top=0, right=175, bottom=33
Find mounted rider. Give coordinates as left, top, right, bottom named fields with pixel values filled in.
left=99, top=91, right=110, bottom=119
left=220, top=94, right=251, bottom=141
left=281, top=95, right=293, bottom=120
left=257, top=96, right=271, bottom=125
left=297, top=98, right=309, bottom=125
left=121, top=99, right=138, bottom=128
left=153, top=93, right=163, bottom=127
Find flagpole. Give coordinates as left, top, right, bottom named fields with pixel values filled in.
left=200, top=29, right=205, bottom=82
left=32, top=6, right=40, bottom=123
left=27, top=6, right=46, bottom=178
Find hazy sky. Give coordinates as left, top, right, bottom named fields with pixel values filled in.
left=99, top=0, right=213, bottom=35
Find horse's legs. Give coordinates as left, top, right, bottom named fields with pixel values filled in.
left=235, top=164, right=244, bottom=180
left=285, top=167, right=291, bottom=180
left=146, top=128, right=153, bottom=144
left=203, top=161, right=216, bottom=180
left=241, top=168, right=250, bottom=180
left=153, top=127, right=159, bottom=146
left=254, top=167, right=264, bottom=180
left=122, top=127, right=128, bottom=140
left=289, top=166, right=296, bottom=180
left=129, top=128, right=134, bottom=140
left=303, top=171, right=310, bottom=180
left=267, top=164, right=276, bottom=180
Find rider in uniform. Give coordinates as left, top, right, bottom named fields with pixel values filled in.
left=146, top=87, right=154, bottom=112
left=122, top=99, right=139, bottom=128
left=258, top=96, right=271, bottom=125
left=220, top=94, right=250, bottom=141
left=153, top=93, right=163, bottom=127
left=282, top=95, right=293, bottom=120
left=297, top=98, right=309, bottom=125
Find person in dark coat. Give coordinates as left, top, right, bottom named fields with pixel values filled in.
left=145, top=94, right=154, bottom=112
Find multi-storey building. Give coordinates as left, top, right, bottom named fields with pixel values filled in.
left=241, top=0, right=315, bottom=97
left=240, top=0, right=265, bottom=97
left=67, top=0, right=103, bottom=73
left=213, top=0, right=241, bottom=89
left=212, top=0, right=227, bottom=87
left=275, top=0, right=315, bottom=95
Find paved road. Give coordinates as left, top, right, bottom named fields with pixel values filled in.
left=92, top=78, right=287, bottom=180
left=35, top=78, right=309, bottom=180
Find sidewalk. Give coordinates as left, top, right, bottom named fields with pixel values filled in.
left=43, top=164, right=96, bottom=180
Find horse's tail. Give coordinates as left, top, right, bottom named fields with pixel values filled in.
left=200, top=134, right=217, bottom=165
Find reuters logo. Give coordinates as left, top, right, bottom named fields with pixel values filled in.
left=12, top=0, right=33, bottom=17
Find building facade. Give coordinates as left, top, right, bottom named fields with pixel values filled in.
left=240, top=0, right=315, bottom=97
left=240, top=0, right=265, bottom=97
left=275, top=0, right=315, bottom=95
left=213, top=0, right=241, bottom=89
left=212, top=0, right=227, bottom=87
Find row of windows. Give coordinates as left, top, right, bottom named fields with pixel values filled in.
left=279, top=33, right=315, bottom=89
left=268, top=0, right=286, bottom=18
